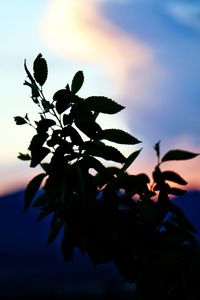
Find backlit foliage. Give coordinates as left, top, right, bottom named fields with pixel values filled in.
left=15, top=54, right=200, bottom=300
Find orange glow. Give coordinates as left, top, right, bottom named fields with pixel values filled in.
left=39, top=0, right=160, bottom=97
left=0, top=164, right=39, bottom=197
left=127, top=139, right=200, bottom=191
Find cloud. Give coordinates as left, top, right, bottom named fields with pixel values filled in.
left=167, top=2, right=200, bottom=31
left=39, top=0, right=159, bottom=98
left=38, top=0, right=200, bottom=189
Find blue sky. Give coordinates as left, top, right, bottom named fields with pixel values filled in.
left=0, top=0, right=199, bottom=194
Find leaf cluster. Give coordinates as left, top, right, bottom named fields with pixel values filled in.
left=15, top=54, right=200, bottom=300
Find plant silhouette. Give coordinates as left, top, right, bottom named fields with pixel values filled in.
left=15, top=54, right=200, bottom=299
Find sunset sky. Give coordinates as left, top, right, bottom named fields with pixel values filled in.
left=0, top=0, right=199, bottom=195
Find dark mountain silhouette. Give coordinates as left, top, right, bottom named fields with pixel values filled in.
left=0, top=190, right=135, bottom=299
left=0, top=189, right=199, bottom=299
left=172, top=190, right=200, bottom=239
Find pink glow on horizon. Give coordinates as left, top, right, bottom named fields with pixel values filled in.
left=2, top=0, right=199, bottom=196
left=1, top=149, right=199, bottom=197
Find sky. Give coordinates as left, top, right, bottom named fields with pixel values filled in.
left=0, top=0, right=200, bottom=195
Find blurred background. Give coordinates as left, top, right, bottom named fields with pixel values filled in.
left=0, top=0, right=200, bottom=195
left=0, top=0, right=200, bottom=298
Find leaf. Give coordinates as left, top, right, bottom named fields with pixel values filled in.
left=67, top=126, right=83, bottom=145
left=37, top=210, right=52, bottom=221
left=24, top=173, right=46, bottom=211
left=28, top=133, right=49, bottom=152
left=30, top=147, right=50, bottom=168
left=36, top=118, right=56, bottom=133
left=75, top=120, right=102, bottom=140
left=72, top=101, right=102, bottom=139
left=17, top=152, right=31, bottom=161
left=124, top=173, right=150, bottom=196
left=71, top=71, right=84, bottom=94
left=69, top=127, right=84, bottom=145
left=63, top=113, right=73, bottom=126
left=24, top=59, right=36, bottom=84
left=138, top=201, right=157, bottom=223
left=169, top=187, right=186, bottom=196
left=136, top=173, right=150, bottom=184
left=102, top=129, right=141, bottom=145
left=168, top=203, right=197, bottom=233
left=25, top=113, right=29, bottom=121
left=122, top=148, right=142, bottom=171
left=23, top=80, right=40, bottom=99
left=51, top=213, right=59, bottom=227
left=47, top=220, right=64, bottom=244
left=72, top=163, right=85, bottom=207
left=85, top=96, right=125, bottom=114
left=47, top=132, right=61, bottom=147
left=55, top=98, right=71, bottom=114
left=161, top=149, right=199, bottom=162
left=41, top=99, right=54, bottom=112
left=53, top=89, right=71, bottom=102
left=40, top=163, right=50, bottom=173
left=162, top=171, right=187, bottom=185
left=72, top=101, right=94, bottom=123
left=84, top=141, right=126, bottom=163
left=154, top=140, right=160, bottom=160
left=33, top=53, right=48, bottom=86
left=32, top=193, right=47, bottom=207
left=14, top=116, right=27, bottom=125
left=83, top=156, right=110, bottom=177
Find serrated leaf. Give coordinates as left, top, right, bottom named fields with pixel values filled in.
left=72, top=101, right=102, bottom=139
left=161, top=149, right=199, bottom=162
left=122, top=148, right=142, bottom=171
left=162, top=171, right=187, bottom=185
left=85, top=96, right=125, bottom=114
left=75, top=120, right=102, bottom=140
left=72, top=101, right=94, bottom=123
left=84, top=141, right=126, bottom=163
left=102, top=129, right=141, bottom=145
left=14, top=116, right=27, bottom=125
left=47, top=220, right=64, bottom=244
left=71, top=71, right=84, bottom=94
left=33, top=53, right=48, bottom=86
left=17, top=152, right=31, bottom=161
left=24, top=173, right=46, bottom=211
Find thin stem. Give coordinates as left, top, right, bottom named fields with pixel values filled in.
left=51, top=107, right=63, bottom=129
left=39, top=87, right=63, bottom=129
